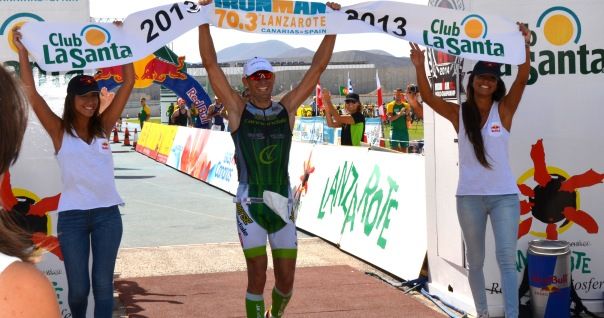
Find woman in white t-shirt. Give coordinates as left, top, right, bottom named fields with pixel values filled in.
left=0, top=65, right=59, bottom=317
left=14, top=23, right=135, bottom=318
left=410, top=23, right=531, bottom=318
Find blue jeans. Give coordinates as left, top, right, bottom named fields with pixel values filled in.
left=456, top=194, right=520, bottom=318
left=58, top=206, right=123, bottom=318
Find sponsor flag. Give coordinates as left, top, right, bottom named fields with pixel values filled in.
left=316, top=82, right=323, bottom=110
left=376, top=71, right=386, bottom=121
left=347, top=72, right=354, bottom=93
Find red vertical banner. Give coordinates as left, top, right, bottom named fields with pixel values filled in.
left=376, top=71, right=386, bottom=121
left=316, top=82, right=323, bottom=109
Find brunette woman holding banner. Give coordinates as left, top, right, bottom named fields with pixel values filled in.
left=410, top=23, right=531, bottom=318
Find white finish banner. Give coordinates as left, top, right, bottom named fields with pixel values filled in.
left=20, top=1, right=211, bottom=72
left=20, top=0, right=525, bottom=71
left=0, top=0, right=89, bottom=62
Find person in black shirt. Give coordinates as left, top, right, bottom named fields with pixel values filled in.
left=171, top=98, right=190, bottom=127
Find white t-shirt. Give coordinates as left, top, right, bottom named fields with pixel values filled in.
left=56, top=131, right=123, bottom=211
left=457, top=102, right=518, bottom=195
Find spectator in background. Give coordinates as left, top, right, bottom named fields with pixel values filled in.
left=190, top=106, right=201, bottom=128
left=406, top=83, right=423, bottom=121
left=171, top=98, right=191, bottom=127
left=0, top=64, right=60, bottom=318
left=387, top=88, right=411, bottom=152
left=208, top=96, right=226, bottom=131
left=166, top=102, right=175, bottom=125
left=323, top=91, right=365, bottom=146
left=138, top=97, right=151, bottom=129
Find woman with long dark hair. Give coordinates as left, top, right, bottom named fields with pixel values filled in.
left=13, top=23, right=135, bottom=318
left=0, top=65, right=60, bottom=318
left=410, top=23, right=531, bottom=318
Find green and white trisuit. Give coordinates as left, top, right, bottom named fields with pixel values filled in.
left=233, top=101, right=297, bottom=259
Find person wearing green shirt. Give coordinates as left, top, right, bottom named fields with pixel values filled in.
left=138, top=97, right=151, bottom=129
left=166, top=102, right=175, bottom=125
left=386, top=88, right=411, bottom=152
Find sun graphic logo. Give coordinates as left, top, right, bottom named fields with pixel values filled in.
left=516, top=139, right=603, bottom=240
left=0, top=13, right=44, bottom=54
left=536, top=6, right=581, bottom=46
left=509, top=6, right=603, bottom=85
left=80, top=25, right=111, bottom=47
left=461, top=14, right=487, bottom=39
left=1, top=171, right=63, bottom=260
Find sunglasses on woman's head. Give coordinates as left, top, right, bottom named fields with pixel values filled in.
left=247, top=71, right=273, bottom=81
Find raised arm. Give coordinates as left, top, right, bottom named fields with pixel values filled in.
left=322, top=90, right=342, bottom=128
left=406, top=92, right=423, bottom=119
left=198, top=9, right=243, bottom=129
left=100, top=63, right=134, bottom=134
left=409, top=42, right=460, bottom=130
left=322, top=90, right=355, bottom=126
left=499, top=22, right=531, bottom=129
left=280, top=2, right=340, bottom=114
left=13, top=26, right=62, bottom=150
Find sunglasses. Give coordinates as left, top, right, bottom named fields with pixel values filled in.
left=247, top=71, right=273, bottom=81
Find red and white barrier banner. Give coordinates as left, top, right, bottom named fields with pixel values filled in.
left=20, top=0, right=525, bottom=71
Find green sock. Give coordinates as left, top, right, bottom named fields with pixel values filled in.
left=270, top=287, right=292, bottom=318
left=245, top=292, right=265, bottom=318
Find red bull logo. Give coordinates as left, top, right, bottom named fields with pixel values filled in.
left=531, top=273, right=569, bottom=286
left=95, top=65, right=127, bottom=83
left=141, top=56, right=187, bottom=82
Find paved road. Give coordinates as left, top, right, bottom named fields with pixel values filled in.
left=112, top=142, right=238, bottom=248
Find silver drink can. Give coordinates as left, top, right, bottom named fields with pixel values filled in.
left=527, top=239, right=571, bottom=318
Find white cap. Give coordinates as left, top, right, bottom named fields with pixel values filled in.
left=243, top=57, right=273, bottom=76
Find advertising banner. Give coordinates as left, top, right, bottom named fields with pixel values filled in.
left=156, top=125, right=179, bottom=164
left=19, top=0, right=525, bottom=71
left=295, top=144, right=427, bottom=279
left=0, top=0, right=89, bottom=62
left=365, top=118, right=383, bottom=146
left=203, top=131, right=238, bottom=194
left=19, top=1, right=211, bottom=71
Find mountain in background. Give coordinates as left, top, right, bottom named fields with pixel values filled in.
left=217, top=40, right=294, bottom=62
left=216, top=40, right=410, bottom=67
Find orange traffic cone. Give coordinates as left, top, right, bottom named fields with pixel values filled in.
left=112, top=127, right=120, bottom=143
left=123, top=127, right=131, bottom=146
left=132, top=128, right=138, bottom=149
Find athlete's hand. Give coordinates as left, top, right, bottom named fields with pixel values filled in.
left=326, top=2, right=341, bottom=11
left=198, top=0, right=212, bottom=6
